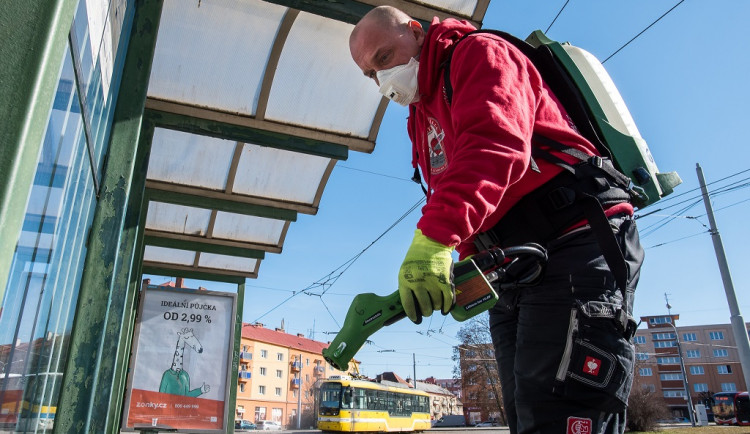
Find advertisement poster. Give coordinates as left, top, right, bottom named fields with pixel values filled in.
left=122, top=286, right=236, bottom=432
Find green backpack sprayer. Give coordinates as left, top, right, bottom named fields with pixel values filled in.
left=322, top=30, right=681, bottom=372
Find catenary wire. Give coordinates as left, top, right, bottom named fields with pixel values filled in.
left=602, top=0, right=686, bottom=64
left=545, top=0, right=570, bottom=34
left=252, top=196, right=425, bottom=322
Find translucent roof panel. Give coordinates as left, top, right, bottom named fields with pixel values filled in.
left=232, top=143, right=330, bottom=203
left=265, top=12, right=382, bottom=137
left=147, top=128, right=235, bottom=190
left=211, top=212, right=285, bottom=245
left=145, top=202, right=212, bottom=235
left=143, top=246, right=196, bottom=266
left=430, top=0, right=479, bottom=16
left=198, top=253, right=258, bottom=273
left=147, top=0, right=286, bottom=114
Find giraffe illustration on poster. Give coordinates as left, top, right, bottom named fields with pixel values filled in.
left=159, top=327, right=211, bottom=397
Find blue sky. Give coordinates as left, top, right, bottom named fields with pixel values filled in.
left=162, top=1, right=750, bottom=380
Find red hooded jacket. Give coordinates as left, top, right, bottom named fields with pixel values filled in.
left=408, top=18, right=632, bottom=258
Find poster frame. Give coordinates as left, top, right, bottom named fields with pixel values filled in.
left=120, top=283, right=237, bottom=433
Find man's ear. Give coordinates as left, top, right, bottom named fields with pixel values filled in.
left=408, top=20, right=425, bottom=46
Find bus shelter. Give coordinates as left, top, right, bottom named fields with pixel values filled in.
left=0, top=0, right=490, bottom=432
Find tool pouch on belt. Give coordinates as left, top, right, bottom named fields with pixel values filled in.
left=553, top=300, right=635, bottom=413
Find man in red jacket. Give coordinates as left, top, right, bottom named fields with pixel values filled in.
left=350, top=6, right=643, bottom=434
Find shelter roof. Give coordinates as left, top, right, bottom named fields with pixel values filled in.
left=140, top=0, right=490, bottom=281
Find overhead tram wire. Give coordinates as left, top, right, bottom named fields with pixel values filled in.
left=545, top=0, right=570, bottom=34
left=602, top=0, right=686, bottom=64
left=252, top=195, right=426, bottom=323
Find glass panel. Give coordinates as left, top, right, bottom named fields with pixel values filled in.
left=142, top=246, right=196, bottom=266
left=198, top=254, right=257, bottom=273
left=211, top=212, right=285, bottom=245
left=428, top=0, right=477, bottom=16
left=147, top=128, right=235, bottom=191
left=232, top=143, right=329, bottom=203
left=265, top=12, right=381, bottom=137
left=0, top=46, right=96, bottom=433
left=148, top=0, right=286, bottom=115
left=145, top=202, right=212, bottom=236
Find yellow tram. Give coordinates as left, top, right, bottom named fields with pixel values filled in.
left=317, top=376, right=431, bottom=432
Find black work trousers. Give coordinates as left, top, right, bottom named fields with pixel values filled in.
left=489, top=215, right=643, bottom=434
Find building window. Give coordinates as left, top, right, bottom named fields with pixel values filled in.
left=240, top=383, right=245, bottom=393
left=657, top=357, right=680, bottom=364
left=683, top=333, right=697, bottom=342
left=686, top=350, right=700, bottom=358
left=649, top=316, right=672, bottom=325
left=276, top=369, right=283, bottom=378
left=709, top=331, right=725, bottom=340
left=690, top=366, right=705, bottom=375
left=636, top=353, right=649, bottom=360
left=663, top=390, right=686, bottom=398
left=642, top=384, right=656, bottom=392
left=721, top=383, right=737, bottom=392
left=694, top=383, right=709, bottom=392
left=639, top=368, right=653, bottom=376
left=714, top=349, right=729, bottom=358
left=654, top=341, right=676, bottom=348
left=277, top=352, right=283, bottom=361
left=260, top=367, right=267, bottom=376
left=633, top=336, right=646, bottom=344
left=293, top=390, right=298, bottom=398
left=275, top=387, right=282, bottom=396
left=306, top=358, right=310, bottom=366
left=243, top=345, right=248, bottom=352
left=652, top=332, right=676, bottom=340
left=305, top=374, right=310, bottom=382
left=717, top=365, right=733, bottom=374
left=255, top=406, right=266, bottom=421
left=259, top=385, right=266, bottom=395
left=660, top=373, right=683, bottom=381
left=261, top=349, right=268, bottom=358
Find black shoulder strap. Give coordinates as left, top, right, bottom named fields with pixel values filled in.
left=442, top=29, right=613, bottom=162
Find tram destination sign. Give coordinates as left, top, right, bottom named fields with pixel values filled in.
left=121, top=285, right=237, bottom=433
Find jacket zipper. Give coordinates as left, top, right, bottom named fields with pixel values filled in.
left=555, top=308, right=579, bottom=382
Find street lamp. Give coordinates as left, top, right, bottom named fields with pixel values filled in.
left=666, top=321, right=696, bottom=427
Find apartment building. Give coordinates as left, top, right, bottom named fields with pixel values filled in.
left=634, top=314, right=748, bottom=419
left=235, top=323, right=352, bottom=428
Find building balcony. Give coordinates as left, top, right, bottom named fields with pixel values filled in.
left=290, top=361, right=301, bottom=371
left=238, top=371, right=252, bottom=381
left=290, top=378, right=300, bottom=388
left=240, top=351, right=252, bottom=361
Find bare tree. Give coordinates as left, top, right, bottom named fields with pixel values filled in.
left=452, top=313, right=506, bottom=425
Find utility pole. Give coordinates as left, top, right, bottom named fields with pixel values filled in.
left=297, top=355, right=302, bottom=429
left=667, top=321, right=695, bottom=427
left=697, top=163, right=750, bottom=392
left=413, top=353, right=417, bottom=390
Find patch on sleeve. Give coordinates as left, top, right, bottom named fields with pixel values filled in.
left=567, top=416, right=592, bottom=434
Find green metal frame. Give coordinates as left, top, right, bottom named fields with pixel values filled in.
left=56, top=1, right=165, bottom=432
left=147, top=109, right=349, bottom=161
left=144, top=234, right=266, bottom=259
left=0, top=0, right=79, bottom=305
left=146, top=188, right=298, bottom=222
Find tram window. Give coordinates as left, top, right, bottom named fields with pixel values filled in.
left=342, top=387, right=353, bottom=408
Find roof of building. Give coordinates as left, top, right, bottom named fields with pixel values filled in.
left=241, top=322, right=328, bottom=354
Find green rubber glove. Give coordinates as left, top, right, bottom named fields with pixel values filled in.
left=398, top=229, right=456, bottom=323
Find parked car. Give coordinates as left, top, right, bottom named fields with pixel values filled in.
left=235, top=419, right=257, bottom=430
left=432, top=414, right=467, bottom=427
left=474, top=420, right=498, bottom=427
left=257, top=420, right=282, bottom=430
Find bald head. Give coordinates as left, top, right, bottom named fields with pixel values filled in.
left=349, top=6, right=424, bottom=83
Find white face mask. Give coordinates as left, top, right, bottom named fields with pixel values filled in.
left=376, top=57, right=420, bottom=106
